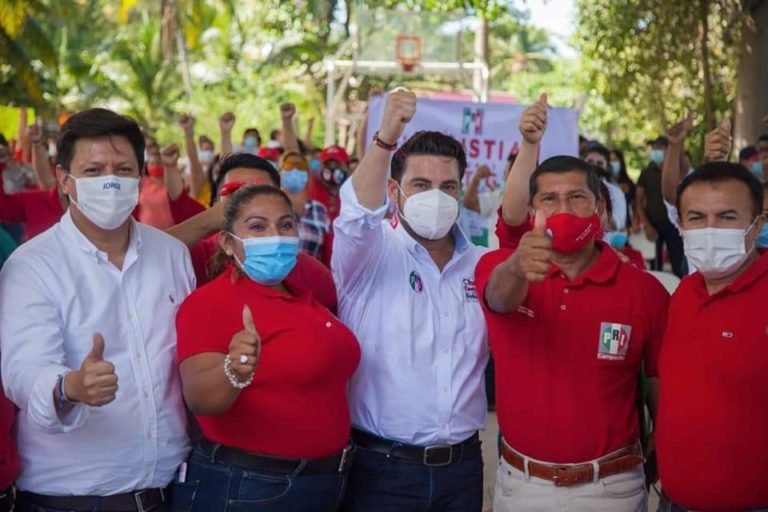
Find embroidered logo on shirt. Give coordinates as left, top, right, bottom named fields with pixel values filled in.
left=409, top=271, right=423, bottom=293
left=597, top=322, right=632, bottom=361
left=462, top=278, right=478, bottom=301
left=721, top=331, right=734, bottom=340
left=516, top=306, right=535, bottom=318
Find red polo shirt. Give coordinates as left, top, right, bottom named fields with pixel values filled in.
left=475, top=242, right=669, bottom=463
left=308, top=175, right=340, bottom=221
left=657, top=253, right=768, bottom=511
left=176, top=266, right=360, bottom=458
left=495, top=209, right=529, bottom=251
left=188, top=233, right=338, bottom=314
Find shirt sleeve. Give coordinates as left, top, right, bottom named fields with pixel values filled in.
left=474, top=249, right=515, bottom=313
left=494, top=208, right=531, bottom=251
left=640, top=273, right=670, bottom=378
left=169, top=192, right=206, bottom=225
left=0, top=257, right=89, bottom=433
left=664, top=200, right=680, bottom=230
left=176, top=285, right=237, bottom=362
left=331, top=180, right=390, bottom=296
left=636, top=169, right=648, bottom=190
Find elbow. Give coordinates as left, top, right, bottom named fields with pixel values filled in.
left=182, top=388, right=231, bottom=417
left=501, top=207, right=521, bottom=227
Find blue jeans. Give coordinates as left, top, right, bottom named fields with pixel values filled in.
left=340, top=444, right=484, bottom=512
left=15, top=500, right=169, bottom=512
left=172, top=446, right=346, bottom=512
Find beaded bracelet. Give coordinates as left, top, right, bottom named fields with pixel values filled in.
left=223, top=355, right=254, bottom=389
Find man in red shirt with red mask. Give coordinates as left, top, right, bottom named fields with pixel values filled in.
left=475, top=97, right=668, bottom=511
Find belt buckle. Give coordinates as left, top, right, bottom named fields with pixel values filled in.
left=338, top=445, right=354, bottom=473
left=134, top=489, right=164, bottom=512
left=423, top=444, right=453, bottom=467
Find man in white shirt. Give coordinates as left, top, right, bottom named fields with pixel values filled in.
left=334, top=89, right=489, bottom=512
left=0, top=108, right=194, bottom=512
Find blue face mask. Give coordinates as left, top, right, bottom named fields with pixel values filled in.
left=610, top=161, right=621, bottom=175
left=281, top=169, right=308, bottom=193
left=604, top=231, right=629, bottom=249
left=244, top=136, right=258, bottom=150
left=751, top=161, right=763, bottom=179
left=232, top=235, right=300, bottom=286
left=309, top=158, right=322, bottom=173
left=650, top=149, right=665, bottom=165
left=757, top=223, right=768, bottom=249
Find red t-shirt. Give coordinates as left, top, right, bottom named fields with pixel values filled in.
left=620, top=245, right=646, bottom=269
left=308, top=176, right=340, bottom=221
left=0, top=186, right=204, bottom=240
left=495, top=209, right=531, bottom=251
left=0, top=387, right=19, bottom=490
left=657, top=253, right=768, bottom=511
left=475, top=242, right=669, bottom=463
left=189, top=233, right=338, bottom=314
left=176, top=267, right=360, bottom=458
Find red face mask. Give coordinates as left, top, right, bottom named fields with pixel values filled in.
left=539, top=212, right=602, bottom=255
left=146, top=164, right=165, bottom=178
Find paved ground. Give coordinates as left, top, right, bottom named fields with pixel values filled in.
left=480, top=413, right=660, bottom=511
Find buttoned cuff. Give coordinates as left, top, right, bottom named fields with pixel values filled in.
left=338, top=180, right=390, bottom=230
left=28, top=366, right=89, bottom=433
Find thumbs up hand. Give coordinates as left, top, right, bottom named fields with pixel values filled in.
left=704, top=117, right=732, bottom=162
left=520, top=93, right=548, bottom=144
left=512, top=210, right=553, bottom=283
left=67, top=333, right=119, bottom=406
left=228, top=305, right=261, bottom=380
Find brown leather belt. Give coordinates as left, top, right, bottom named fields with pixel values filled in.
left=501, top=441, right=644, bottom=487
left=16, top=488, right=166, bottom=511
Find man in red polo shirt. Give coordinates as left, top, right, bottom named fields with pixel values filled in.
left=656, top=162, right=768, bottom=512
left=476, top=154, right=669, bottom=511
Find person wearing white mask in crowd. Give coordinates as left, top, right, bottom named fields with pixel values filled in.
left=0, top=108, right=194, bottom=512
left=334, top=88, right=489, bottom=511
left=656, top=162, right=768, bottom=512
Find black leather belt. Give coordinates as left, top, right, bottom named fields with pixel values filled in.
left=16, top=488, right=166, bottom=512
left=352, top=429, right=481, bottom=467
left=200, top=437, right=354, bottom=475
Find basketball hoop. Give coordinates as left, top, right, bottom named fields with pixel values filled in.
left=395, top=35, right=422, bottom=73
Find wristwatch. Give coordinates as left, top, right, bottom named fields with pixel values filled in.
left=56, top=373, right=79, bottom=408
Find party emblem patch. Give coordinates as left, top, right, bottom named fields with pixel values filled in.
left=597, top=322, right=632, bottom=361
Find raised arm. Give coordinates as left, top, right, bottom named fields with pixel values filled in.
left=179, top=114, right=205, bottom=199
left=280, top=103, right=301, bottom=154
left=661, top=112, right=694, bottom=204
left=501, top=93, right=548, bottom=226
left=26, top=124, right=55, bottom=190
left=463, top=165, right=492, bottom=213
left=703, top=117, right=731, bottom=163
left=161, top=144, right=184, bottom=201
left=484, top=211, right=552, bottom=312
left=219, top=112, right=235, bottom=157
left=303, top=116, right=315, bottom=150
left=350, top=88, right=417, bottom=209
left=165, top=202, right=223, bottom=247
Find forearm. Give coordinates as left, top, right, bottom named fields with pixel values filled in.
left=350, top=144, right=392, bottom=209
left=31, top=144, right=55, bottom=190
left=502, top=140, right=538, bottom=225
left=165, top=205, right=222, bottom=247
left=164, top=166, right=184, bottom=201
left=356, top=111, right=369, bottom=160
left=484, top=255, right=529, bottom=313
left=661, top=143, right=683, bottom=204
left=303, top=118, right=315, bottom=149
left=184, top=132, right=205, bottom=198
left=463, top=177, right=482, bottom=213
left=635, top=189, right=650, bottom=225
left=182, top=357, right=243, bottom=416
left=220, top=129, right=233, bottom=156
left=282, top=117, right=301, bottom=154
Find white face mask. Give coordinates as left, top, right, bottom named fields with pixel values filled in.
left=682, top=219, right=758, bottom=279
left=69, top=175, right=139, bottom=230
left=199, top=149, right=215, bottom=164
left=398, top=186, right=459, bottom=240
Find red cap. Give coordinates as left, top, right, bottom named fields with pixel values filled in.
left=319, top=145, right=349, bottom=166
left=256, top=146, right=281, bottom=161
left=218, top=178, right=272, bottom=197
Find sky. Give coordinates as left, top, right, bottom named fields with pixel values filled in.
left=525, top=0, right=578, bottom=58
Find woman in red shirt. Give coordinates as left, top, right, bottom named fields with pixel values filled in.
left=173, top=184, right=360, bottom=512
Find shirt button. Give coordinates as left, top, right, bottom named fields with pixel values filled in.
left=560, top=304, right=566, bottom=311
left=563, top=288, right=569, bottom=294
left=442, top=387, right=448, bottom=393
left=135, top=351, right=142, bottom=359
left=325, top=321, right=332, bottom=328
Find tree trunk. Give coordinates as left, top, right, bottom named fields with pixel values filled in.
left=473, top=17, right=489, bottom=100
left=734, top=0, right=768, bottom=150
left=700, top=0, right=716, bottom=132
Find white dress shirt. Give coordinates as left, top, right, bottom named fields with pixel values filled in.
left=0, top=211, right=195, bottom=495
left=332, top=180, right=489, bottom=446
left=604, top=179, right=628, bottom=230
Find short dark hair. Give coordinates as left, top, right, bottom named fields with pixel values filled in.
left=600, top=182, right=613, bottom=217
left=0, top=133, right=7, bottom=147
left=269, top=129, right=280, bottom=141
left=390, top=131, right=467, bottom=183
left=676, top=162, right=764, bottom=218
left=758, top=133, right=768, bottom=143
left=740, top=145, right=758, bottom=162
left=214, top=153, right=281, bottom=198
left=529, top=156, right=602, bottom=204
left=57, top=108, right=145, bottom=171
left=243, top=128, right=261, bottom=143
left=583, top=142, right=611, bottom=164
left=209, top=185, right=294, bottom=279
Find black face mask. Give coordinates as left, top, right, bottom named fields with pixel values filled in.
left=322, top=167, right=348, bottom=186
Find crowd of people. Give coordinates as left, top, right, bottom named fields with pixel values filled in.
left=0, top=86, right=765, bottom=512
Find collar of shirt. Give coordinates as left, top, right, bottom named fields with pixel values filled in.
left=59, top=209, right=142, bottom=268
left=688, top=250, right=768, bottom=301
left=546, top=241, right=620, bottom=287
